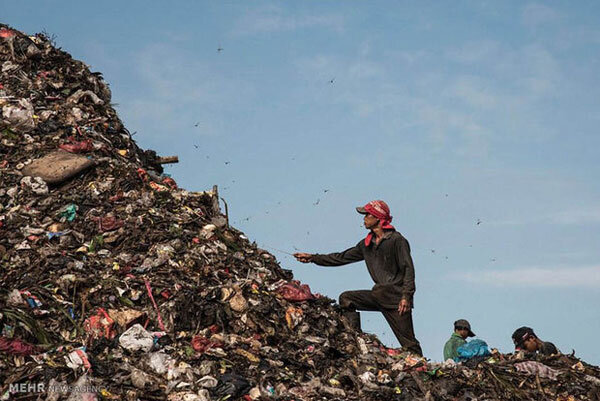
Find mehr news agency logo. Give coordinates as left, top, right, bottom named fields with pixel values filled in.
left=7, top=381, right=101, bottom=395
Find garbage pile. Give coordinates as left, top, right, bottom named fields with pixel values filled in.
left=1, top=24, right=600, bottom=400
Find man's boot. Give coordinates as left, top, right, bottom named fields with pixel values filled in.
left=342, top=310, right=362, bottom=332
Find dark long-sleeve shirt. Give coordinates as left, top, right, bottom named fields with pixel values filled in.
left=311, top=230, right=416, bottom=309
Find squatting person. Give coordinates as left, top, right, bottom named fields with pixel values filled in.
left=512, top=326, right=558, bottom=355
left=443, top=319, right=476, bottom=361
left=294, top=200, right=423, bottom=355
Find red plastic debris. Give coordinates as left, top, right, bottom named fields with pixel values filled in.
left=192, top=237, right=200, bottom=244
left=0, top=336, right=40, bottom=356
left=381, top=346, right=403, bottom=357
left=145, top=279, right=166, bottom=331
left=70, top=348, right=92, bottom=371
left=0, top=160, right=8, bottom=168
left=109, top=191, right=124, bottom=202
left=277, top=280, right=319, bottom=302
left=0, top=28, right=16, bottom=38
left=83, top=308, right=116, bottom=341
left=59, top=137, right=93, bottom=153
left=149, top=181, right=168, bottom=192
left=136, top=168, right=148, bottom=182
left=162, top=177, right=177, bottom=189
left=191, top=336, right=224, bottom=353
left=90, top=215, right=124, bottom=232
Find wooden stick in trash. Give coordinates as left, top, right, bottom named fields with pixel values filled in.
left=158, top=156, right=179, bottom=164
left=262, top=245, right=295, bottom=256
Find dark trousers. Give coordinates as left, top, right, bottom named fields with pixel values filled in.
left=339, top=290, right=423, bottom=356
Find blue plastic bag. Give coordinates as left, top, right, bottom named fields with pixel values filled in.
left=455, top=339, right=491, bottom=362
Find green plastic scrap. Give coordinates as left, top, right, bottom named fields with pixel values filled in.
left=59, top=204, right=78, bottom=222
left=88, top=235, right=104, bottom=253
left=184, top=346, right=195, bottom=357
left=119, top=296, right=134, bottom=307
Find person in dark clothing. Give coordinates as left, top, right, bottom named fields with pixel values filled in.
left=512, top=326, right=558, bottom=355
left=294, top=200, right=423, bottom=355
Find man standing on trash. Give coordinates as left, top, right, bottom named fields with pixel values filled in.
left=294, top=200, right=423, bottom=355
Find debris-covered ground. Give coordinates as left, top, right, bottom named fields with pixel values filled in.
left=1, top=24, right=600, bottom=401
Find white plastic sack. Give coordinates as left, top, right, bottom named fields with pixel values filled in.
left=2, top=99, right=35, bottom=132
left=119, top=323, right=154, bottom=352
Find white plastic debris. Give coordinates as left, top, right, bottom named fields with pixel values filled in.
left=20, top=176, right=48, bottom=194
left=197, top=375, right=218, bottom=388
left=357, top=337, right=369, bottom=355
left=358, top=371, right=376, bottom=384
left=2, top=99, right=35, bottom=131
left=119, top=323, right=154, bottom=352
left=199, top=224, right=217, bottom=239
left=67, top=89, right=104, bottom=105
left=147, top=351, right=180, bottom=380
left=6, top=289, right=24, bottom=307
left=65, top=348, right=91, bottom=371
left=130, top=368, right=152, bottom=389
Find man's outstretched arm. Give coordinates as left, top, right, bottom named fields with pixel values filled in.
left=294, top=242, right=364, bottom=266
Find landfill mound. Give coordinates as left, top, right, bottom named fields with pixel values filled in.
left=1, top=24, right=600, bottom=401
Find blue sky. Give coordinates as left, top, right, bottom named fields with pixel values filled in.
left=4, top=1, right=600, bottom=363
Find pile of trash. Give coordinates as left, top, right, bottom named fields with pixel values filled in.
left=1, top=24, right=599, bottom=400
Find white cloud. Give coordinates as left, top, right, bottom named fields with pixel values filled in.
left=135, top=43, right=253, bottom=103
left=522, top=3, right=561, bottom=27
left=117, top=43, right=255, bottom=140
left=456, top=266, right=600, bottom=288
left=232, top=6, right=345, bottom=36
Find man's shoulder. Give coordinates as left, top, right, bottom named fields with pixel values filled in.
left=389, top=231, right=409, bottom=244
left=541, top=341, right=558, bottom=355
left=386, top=230, right=403, bottom=240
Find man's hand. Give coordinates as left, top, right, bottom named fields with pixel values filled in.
left=294, top=253, right=313, bottom=263
left=398, top=299, right=410, bottom=315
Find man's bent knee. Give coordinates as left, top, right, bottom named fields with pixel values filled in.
left=339, top=291, right=354, bottom=309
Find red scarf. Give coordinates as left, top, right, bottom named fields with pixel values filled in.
left=363, top=200, right=395, bottom=246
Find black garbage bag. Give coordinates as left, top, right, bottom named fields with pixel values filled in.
left=213, top=373, right=252, bottom=399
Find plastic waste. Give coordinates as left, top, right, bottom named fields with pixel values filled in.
left=119, top=324, right=154, bottom=352
left=213, top=373, right=252, bottom=399
left=455, top=339, right=491, bottom=361
left=515, top=361, right=560, bottom=380
left=1, top=98, right=35, bottom=131
left=276, top=280, right=318, bottom=301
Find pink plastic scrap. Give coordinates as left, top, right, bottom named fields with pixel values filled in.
left=145, top=279, right=166, bottom=332
left=0, top=336, right=40, bottom=356
left=59, top=137, right=93, bottom=153
left=277, top=280, right=320, bottom=302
